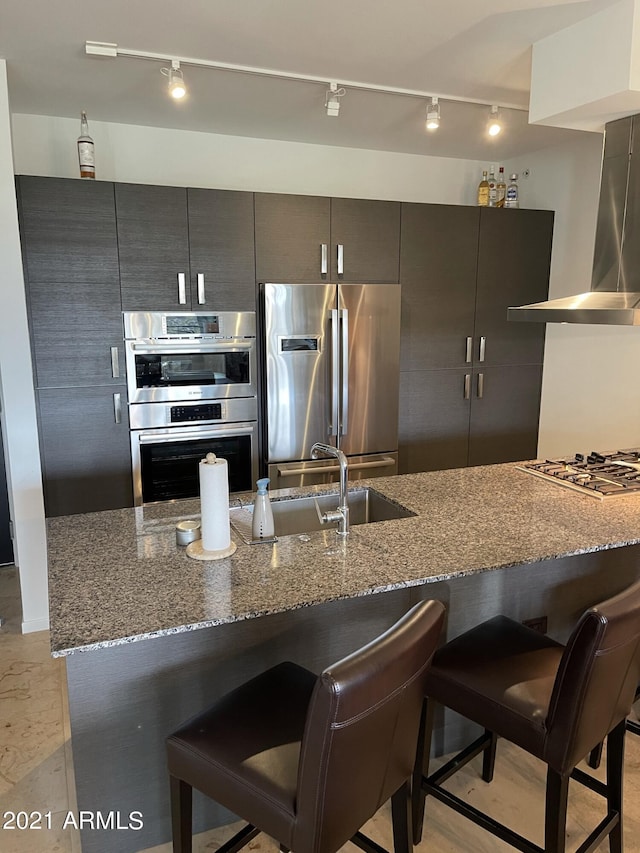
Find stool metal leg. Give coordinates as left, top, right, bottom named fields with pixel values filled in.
left=411, top=698, right=434, bottom=845
left=606, top=719, right=625, bottom=853
left=390, top=780, right=411, bottom=853
left=544, top=769, right=569, bottom=853
left=170, top=775, right=193, bottom=853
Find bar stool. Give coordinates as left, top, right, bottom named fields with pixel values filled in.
left=166, top=599, right=445, bottom=853
left=412, top=579, right=640, bottom=853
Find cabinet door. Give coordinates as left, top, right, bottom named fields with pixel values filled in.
left=400, top=203, right=479, bottom=370
left=37, top=386, right=133, bottom=517
left=331, top=197, right=401, bottom=282
left=475, top=208, right=553, bottom=367
left=0, top=429, right=13, bottom=565
left=17, top=176, right=119, bottom=283
left=255, top=193, right=330, bottom=282
left=187, top=188, right=256, bottom=310
left=398, top=369, right=471, bottom=474
left=467, top=365, right=543, bottom=467
left=116, top=184, right=190, bottom=310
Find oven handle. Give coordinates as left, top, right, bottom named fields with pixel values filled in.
left=137, top=424, right=256, bottom=444
left=128, top=341, right=255, bottom=355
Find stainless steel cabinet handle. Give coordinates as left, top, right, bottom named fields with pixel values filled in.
left=340, top=308, right=349, bottom=436
left=465, top=337, right=473, bottom=364
left=477, top=373, right=484, bottom=398
left=321, top=244, right=328, bottom=275
left=479, top=335, right=486, bottom=363
left=197, top=273, right=205, bottom=304
left=464, top=374, right=471, bottom=399
left=110, top=347, right=120, bottom=379
left=113, top=393, right=122, bottom=424
left=177, top=272, right=187, bottom=305
left=337, top=244, right=344, bottom=276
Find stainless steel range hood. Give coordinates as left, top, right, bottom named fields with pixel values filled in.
left=508, top=115, right=640, bottom=326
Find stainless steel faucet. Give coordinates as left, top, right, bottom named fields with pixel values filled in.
left=311, top=442, right=350, bottom=536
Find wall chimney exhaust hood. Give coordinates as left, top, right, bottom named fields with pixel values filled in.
left=508, top=115, right=640, bottom=326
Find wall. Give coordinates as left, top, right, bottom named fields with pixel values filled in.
left=0, top=66, right=48, bottom=632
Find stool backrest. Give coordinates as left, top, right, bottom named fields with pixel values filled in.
left=292, top=598, right=445, bottom=853
left=545, top=578, right=640, bottom=773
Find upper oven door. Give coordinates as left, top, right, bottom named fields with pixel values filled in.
left=125, top=339, right=257, bottom=403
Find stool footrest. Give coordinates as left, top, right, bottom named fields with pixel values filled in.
left=570, top=766, right=608, bottom=799
left=574, top=812, right=619, bottom=853
left=351, top=830, right=390, bottom=853
left=426, top=731, right=492, bottom=788
left=217, top=824, right=260, bottom=853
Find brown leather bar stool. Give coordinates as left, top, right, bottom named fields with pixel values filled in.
left=412, top=579, right=640, bottom=853
left=166, top=599, right=445, bottom=853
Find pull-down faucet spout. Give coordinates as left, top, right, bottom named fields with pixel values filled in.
left=310, top=443, right=349, bottom=536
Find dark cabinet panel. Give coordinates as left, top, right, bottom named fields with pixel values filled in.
left=255, top=193, right=331, bottom=282
left=400, top=204, right=479, bottom=370
left=331, top=197, right=401, bottom=282
left=28, top=281, right=124, bottom=388
left=467, top=365, right=543, bottom=466
left=475, top=208, right=552, bottom=366
left=116, top=183, right=190, bottom=311
left=398, top=369, right=471, bottom=474
left=187, top=188, right=256, bottom=310
left=17, top=177, right=119, bottom=284
left=37, top=386, right=132, bottom=517
left=0, top=429, right=13, bottom=565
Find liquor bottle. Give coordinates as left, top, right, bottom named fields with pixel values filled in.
left=496, top=167, right=507, bottom=207
left=488, top=164, right=497, bottom=207
left=477, top=171, right=489, bottom=207
left=505, top=174, right=519, bottom=209
left=77, top=111, right=95, bottom=180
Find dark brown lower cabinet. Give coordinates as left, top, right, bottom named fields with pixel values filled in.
left=37, top=386, right=133, bottom=517
left=0, top=429, right=13, bottom=565
left=398, top=365, right=543, bottom=473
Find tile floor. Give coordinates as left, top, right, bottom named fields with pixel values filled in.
left=1, top=563, right=639, bottom=853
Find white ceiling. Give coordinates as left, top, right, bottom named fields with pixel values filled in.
left=0, top=0, right=618, bottom=160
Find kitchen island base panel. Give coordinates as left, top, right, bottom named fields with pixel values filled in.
left=64, top=546, right=640, bottom=853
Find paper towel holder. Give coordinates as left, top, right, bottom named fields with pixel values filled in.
left=186, top=538, right=237, bottom=561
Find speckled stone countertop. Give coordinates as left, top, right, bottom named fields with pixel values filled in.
left=47, top=463, right=640, bottom=656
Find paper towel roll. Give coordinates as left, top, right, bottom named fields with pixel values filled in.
left=199, top=453, right=231, bottom=553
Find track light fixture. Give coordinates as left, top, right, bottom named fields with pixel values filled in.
left=325, top=83, right=346, bottom=117
left=425, top=96, right=440, bottom=131
left=487, top=105, right=502, bottom=137
left=161, top=60, right=187, bottom=100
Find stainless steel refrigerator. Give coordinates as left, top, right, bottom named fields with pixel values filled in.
left=261, top=282, right=401, bottom=490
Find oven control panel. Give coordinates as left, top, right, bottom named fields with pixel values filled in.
left=170, top=404, right=223, bottom=423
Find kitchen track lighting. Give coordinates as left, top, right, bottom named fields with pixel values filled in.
left=487, top=105, right=502, bottom=137
left=426, top=96, right=440, bottom=131
left=161, top=60, right=187, bottom=100
left=85, top=41, right=525, bottom=136
left=325, top=83, right=346, bottom=117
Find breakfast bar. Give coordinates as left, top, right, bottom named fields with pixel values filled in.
left=48, top=462, right=640, bottom=852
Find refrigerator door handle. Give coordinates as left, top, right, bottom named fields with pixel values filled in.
left=330, top=308, right=340, bottom=437
left=337, top=244, right=344, bottom=276
left=340, top=308, right=349, bottom=436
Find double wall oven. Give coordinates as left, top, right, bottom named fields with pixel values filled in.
left=124, top=311, right=258, bottom=506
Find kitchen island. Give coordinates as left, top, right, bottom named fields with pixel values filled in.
left=48, top=463, right=640, bottom=852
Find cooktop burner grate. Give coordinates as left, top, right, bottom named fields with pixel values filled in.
left=518, top=449, right=640, bottom=498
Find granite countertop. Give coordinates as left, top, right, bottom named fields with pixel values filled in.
left=46, top=463, right=640, bottom=656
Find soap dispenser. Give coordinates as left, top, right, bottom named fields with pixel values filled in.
left=252, top=478, right=275, bottom=540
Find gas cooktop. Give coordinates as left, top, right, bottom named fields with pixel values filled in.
left=518, top=449, right=640, bottom=499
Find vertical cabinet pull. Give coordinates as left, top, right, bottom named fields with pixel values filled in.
left=477, top=373, right=484, bottom=399
left=197, top=273, right=205, bottom=304
left=110, top=347, right=120, bottom=379
left=463, top=374, right=471, bottom=400
left=337, top=244, right=344, bottom=276
left=113, top=393, right=122, bottom=424
left=321, top=244, right=328, bottom=275
left=465, top=337, right=473, bottom=364
left=177, top=272, right=187, bottom=305
left=479, top=336, right=486, bottom=363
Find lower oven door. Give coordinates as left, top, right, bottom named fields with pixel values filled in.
left=131, top=422, right=258, bottom=506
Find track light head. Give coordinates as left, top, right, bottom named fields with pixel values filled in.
left=161, top=60, right=187, bottom=100
left=325, top=82, right=345, bottom=117
left=426, top=96, right=440, bottom=131
left=487, top=105, right=502, bottom=137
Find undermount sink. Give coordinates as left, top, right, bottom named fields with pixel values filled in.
left=230, top=488, right=415, bottom=541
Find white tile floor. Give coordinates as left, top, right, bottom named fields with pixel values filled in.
left=1, top=564, right=639, bottom=853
